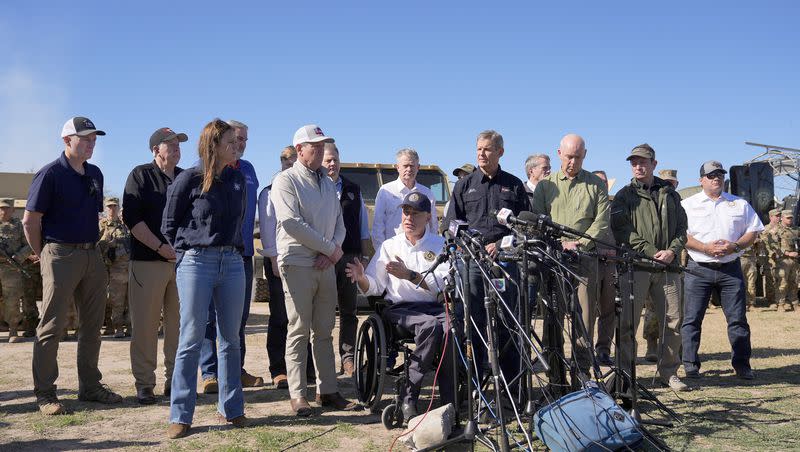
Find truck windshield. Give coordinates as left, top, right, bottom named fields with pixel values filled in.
left=379, top=168, right=449, bottom=204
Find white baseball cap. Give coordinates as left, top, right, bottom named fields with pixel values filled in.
left=61, top=116, right=106, bottom=137
left=292, top=124, right=334, bottom=147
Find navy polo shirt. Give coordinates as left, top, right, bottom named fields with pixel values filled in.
left=161, top=165, right=246, bottom=256
left=26, top=151, right=104, bottom=244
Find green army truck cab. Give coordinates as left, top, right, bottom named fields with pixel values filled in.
left=339, top=162, right=452, bottom=231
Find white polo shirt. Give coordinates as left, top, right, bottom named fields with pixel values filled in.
left=682, top=190, right=764, bottom=263
left=360, top=230, right=448, bottom=303
left=371, top=179, right=438, bottom=251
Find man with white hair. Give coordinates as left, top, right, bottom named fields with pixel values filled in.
left=371, top=149, right=437, bottom=252
left=199, top=119, right=263, bottom=393
left=523, top=154, right=551, bottom=204
left=272, top=124, right=359, bottom=415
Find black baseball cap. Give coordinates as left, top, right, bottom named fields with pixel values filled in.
left=61, top=116, right=106, bottom=137
left=149, top=127, right=188, bottom=150
left=399, top=192, right=431, bottom=213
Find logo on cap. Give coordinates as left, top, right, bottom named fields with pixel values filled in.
left=164, top=128, right=174, bottom=134
left=314, top=127, right=324, bottom=136
left=83, top=119, right=95, bottom=129
left=409, top=193, right=421, bottom=202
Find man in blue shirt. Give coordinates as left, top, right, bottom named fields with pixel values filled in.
left=322, top=143, right=371, bottom=376
left=23, top=116, right=123, bottom=415
left=199, top=119, right=263, bottom=392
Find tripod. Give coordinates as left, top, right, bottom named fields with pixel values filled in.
left=601, top=249, right=680, bottom=427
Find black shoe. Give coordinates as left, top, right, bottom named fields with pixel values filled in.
left=402, top=402, right=418, bottom=421
left=597, top=352, right=614, bottom=366
left=685, top=369, right=701, bottom=379
left=137, top=387, right=158, bottom=405
left=735, top=368, right=755, bottom=380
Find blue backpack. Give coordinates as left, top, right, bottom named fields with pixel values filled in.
left=534, top=382, right=643, bottom=451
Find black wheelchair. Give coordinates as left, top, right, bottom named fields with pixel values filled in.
left=354, top=300, right=417, bottom=429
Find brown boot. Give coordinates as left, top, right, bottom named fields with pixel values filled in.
left=315, top=392, right=362, bottom=411
left=216, top=413, right=251, bottom=428
left=202, top=378, right=218, bottom=394
left=290, top=397, right=313, bottom=416
left=645, top=339, right=658, bottom=363
left=241, top=370, right=264, bottom=388
left=167, top=423, right=190, bottom=439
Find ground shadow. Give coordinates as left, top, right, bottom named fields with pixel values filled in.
left=0, top=438, right=159, bottom=451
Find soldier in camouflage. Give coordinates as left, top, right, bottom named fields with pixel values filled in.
left=20, top=246, right=42, bottom=337
left=760, top=208, right=782, bottom=308
left=775, top=209, right=798, bottom=312
left=98, top=197, right=131, bottom=337
left=740, top=231, right=759, bottom=310
left=0, top=198, right=33, bottom=342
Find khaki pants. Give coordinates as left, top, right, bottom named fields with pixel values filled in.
left=619, top=270, right=682, bottom=379
left=573, top=254, right=598, bottom=374
left=128, top=260, right=180, bottom=391
left=33, top=243, right=108, bottom=397
left=280, top=265, right=338, bottom=399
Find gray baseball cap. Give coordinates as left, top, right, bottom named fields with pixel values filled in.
left=700, top=160, right=727, bottom=177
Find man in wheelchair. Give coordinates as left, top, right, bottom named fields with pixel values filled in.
left=345, top=192, right=455, bottom=421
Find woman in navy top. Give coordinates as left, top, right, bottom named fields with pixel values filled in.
left=161, top=118, right=247, bottom=438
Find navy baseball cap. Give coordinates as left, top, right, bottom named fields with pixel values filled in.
left=399, top=192, right=431, bottom=213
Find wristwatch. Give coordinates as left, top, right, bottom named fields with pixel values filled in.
left=732, top=243, right=741, bottom=253
left=408, top=270, right=419, bottom=281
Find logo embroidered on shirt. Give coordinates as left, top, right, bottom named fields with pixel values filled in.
left=501, top=187, right=511, bottom=193
left=424, top=251, right=436, bottom=261
left=233, top=182, right=241, bottom=191
left=467, top=188, right=477, bottom=194
left=347, top=192, right=355, bottom=201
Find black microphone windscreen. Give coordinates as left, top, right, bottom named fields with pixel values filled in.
left=517, top=211, right=538, bottom=222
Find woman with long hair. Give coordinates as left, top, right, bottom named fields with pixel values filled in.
left=161, top=118, right=248, bottom=438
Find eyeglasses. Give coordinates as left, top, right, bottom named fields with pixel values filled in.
left=704, top=172, right=725, bottom=180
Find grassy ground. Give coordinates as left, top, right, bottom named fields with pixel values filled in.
left=0, top=302, right=797, bottom=451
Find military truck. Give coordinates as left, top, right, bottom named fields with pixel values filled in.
left=339, top=162, right=451, bottom=230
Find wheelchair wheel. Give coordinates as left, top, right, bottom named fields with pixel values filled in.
left=355, top=314, right=387, bottom=412
left=381, top=403, right=404, bottom=430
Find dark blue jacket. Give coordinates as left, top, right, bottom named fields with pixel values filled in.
left=161, top=165, right=246, bottom=256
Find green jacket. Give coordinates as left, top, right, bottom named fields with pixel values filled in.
left=610, top=177, right=687, bottom=258
left=531, top=169, right=610, bottom=250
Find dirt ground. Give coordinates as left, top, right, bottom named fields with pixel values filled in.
left=0, top=301, right=798, bottom=451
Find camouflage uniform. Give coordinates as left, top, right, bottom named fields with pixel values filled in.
left=21, top=257, right=42, bottom=336
left=0, top=214, right=30, bottom=340
left=760, top=216, right=781, bottom=306
left=775, top=215, right=798, bottom=311
left=740, top=244, right=758, bottom=307
left=98, top=211, right=131, bottom=335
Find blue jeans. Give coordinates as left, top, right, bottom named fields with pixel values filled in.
left=170, top=247, right=245, bottom=424
left=200, top=256, right=253, bottom=380
left=682, top=259, right=752, bottom=373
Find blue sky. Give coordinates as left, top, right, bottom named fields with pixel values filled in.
left=1, top=1, right=798, bottom=199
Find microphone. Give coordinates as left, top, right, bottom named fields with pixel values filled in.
left=492, top=208, right=536, bottom=227
left=461, top=228, right=484, bottom=249
left=489, top=263, right=507, bottom=293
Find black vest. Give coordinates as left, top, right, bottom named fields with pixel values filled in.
left=339, top=176, right=363, bottom=254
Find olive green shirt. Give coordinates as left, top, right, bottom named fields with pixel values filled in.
left=531, top=169, right=610, bottom=250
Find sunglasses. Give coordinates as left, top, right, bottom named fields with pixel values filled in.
left=704, top=172, right=725, bottom=180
